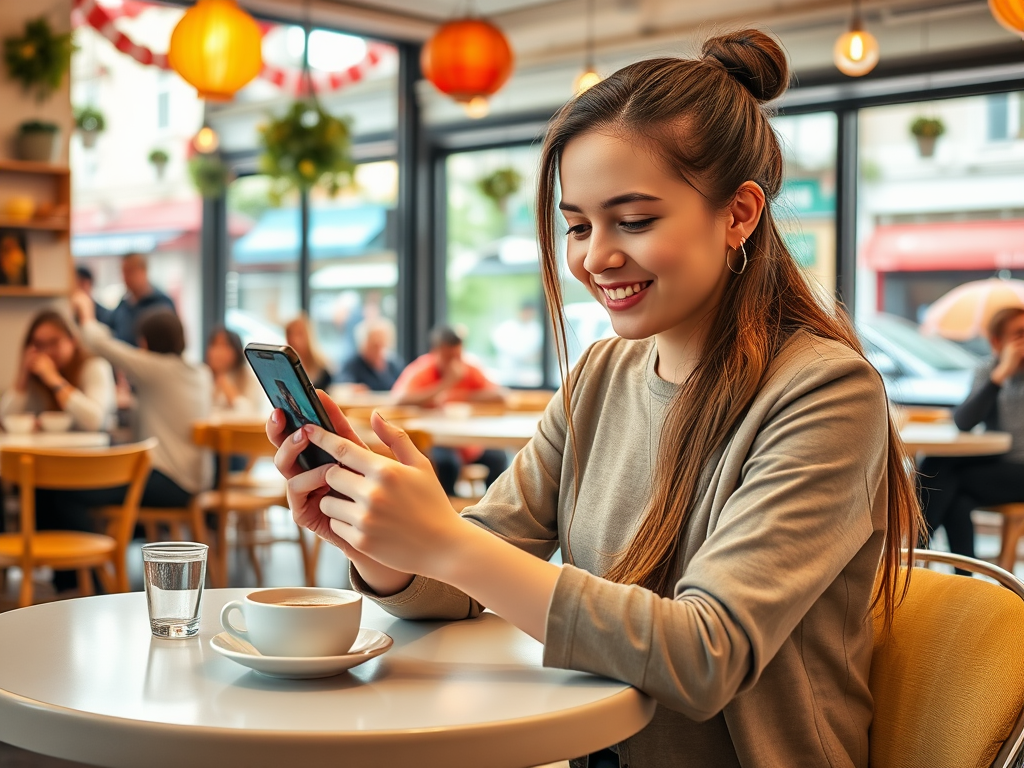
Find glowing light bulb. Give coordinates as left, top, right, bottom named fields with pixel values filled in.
left=463, top=96, right=490, bottom=119
left=834, top=26, right=879, bottom=77
left=192, top=126, right=220, bottom=153
left=574, top=68, right=602, bottom=94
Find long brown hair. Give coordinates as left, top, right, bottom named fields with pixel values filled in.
left=22, top=311, right=90, bottom=411
left=537, top=30, right=922, bottom=629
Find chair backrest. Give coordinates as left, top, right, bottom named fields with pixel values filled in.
left=870, top=551, right=1024, bottom=768
left=0, top=439, right=156, bottom=548
left=505, top=389, right=555, bottom=412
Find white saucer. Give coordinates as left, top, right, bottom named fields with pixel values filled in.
left=210, top=628, right=393, bottom=679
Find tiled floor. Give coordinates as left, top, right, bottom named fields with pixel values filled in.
left=1, top=504, right=1020, bottom=767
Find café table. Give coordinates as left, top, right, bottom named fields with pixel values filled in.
left=0, top=589, right=655, bottom=768
left=899, top=422, right=1012, bottom=457
left=0, top=431, right=110, bottom=451
left=402, top=412, right=544, bottom=451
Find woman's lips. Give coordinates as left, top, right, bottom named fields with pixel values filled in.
left=598, top=281, right=652, bottom=311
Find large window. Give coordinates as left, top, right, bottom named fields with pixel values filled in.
left=855, top=92, right=1024, bottom=405
left=445, top=145, right=544, bottom=386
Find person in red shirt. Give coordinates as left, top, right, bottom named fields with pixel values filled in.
left=392, top=325, right=507, bottom=495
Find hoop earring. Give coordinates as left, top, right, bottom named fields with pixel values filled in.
left=728, top=238, right=748, bottom=275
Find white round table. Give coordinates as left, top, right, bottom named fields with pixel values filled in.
left=0, top=432, right=110, bottom=450
left=0, top=589, right=655, bottom=768
left=899, top=423, right=1012, bottom=457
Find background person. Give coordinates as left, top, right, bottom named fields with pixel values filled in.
left=285, top=313, right=333, bottom=390
left=75, top=264, right=113, bottom=326
left=205, top=325, right=264, bottom=416
left=270, top=31, right=923, bottom=768
left=106, top=252, right=176, bottom=346
left=920, top=306, right=1024, bottom=565
left=338, top=318, right=403, bottom=392
left=392, top=324, right=508, bottom=495
left=0, top=310, right=115, bottom=433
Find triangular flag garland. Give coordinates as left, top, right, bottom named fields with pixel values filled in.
left=71, top=0, right=389, bottom=96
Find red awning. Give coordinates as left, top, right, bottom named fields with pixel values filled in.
left=862, top=220, right=1024, bottom=272
left=73, top=199, right=252, bottom=238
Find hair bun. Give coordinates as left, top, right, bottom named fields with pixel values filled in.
left=701, top=30, right=789, bottom=103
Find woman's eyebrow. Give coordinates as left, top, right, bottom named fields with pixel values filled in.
left=558, top=192, right=662, bottom=213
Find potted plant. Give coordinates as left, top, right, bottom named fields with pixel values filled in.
left=477, top=167, right=522, bottom=214
left=148, top=148, right=169, bottom=179
left=74, top=105, right=105, bottom=148
left=258, top=100, right=354, bottom=205
left=188, top=153, right=231, bottom=198
left=3, top=17, right=74, bottom=102
left=910, top=116, right=946, bottom=158
left=16, top=120, right=60, bottom=162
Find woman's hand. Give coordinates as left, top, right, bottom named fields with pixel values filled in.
left=992, top=338, right=1024, bottom=386
left=70, top=290, right=95, bottom=325
left=268, top=391, right=414, bottom=595
left=28, top=353, right=62, bottom=389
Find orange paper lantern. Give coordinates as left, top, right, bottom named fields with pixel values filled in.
left=421, top=18, right=514, bottom=104
left=990, top=0, right=1024, bottom=35
left=168, top=0, right=263, bottom=101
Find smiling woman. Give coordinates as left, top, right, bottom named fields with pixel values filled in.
left=270, top=28, right=924, bottom=768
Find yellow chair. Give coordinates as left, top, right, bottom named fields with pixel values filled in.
left=0, top=440, right=155, bottom=608
left=990, top=503, right=1024, bottom=573
left=870, top=550, right=1024, bottom=768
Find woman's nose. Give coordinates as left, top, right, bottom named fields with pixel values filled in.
left=583, top=231, right=627, bottom=275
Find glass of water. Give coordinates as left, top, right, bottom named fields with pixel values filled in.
left=142, top=542, right=208, bottom=639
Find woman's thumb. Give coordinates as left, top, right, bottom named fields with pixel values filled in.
left=370, top=411, right=425, bottom=467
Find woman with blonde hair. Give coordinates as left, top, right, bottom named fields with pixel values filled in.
left=1, top=310, right=114, bottom=432
left=285, top=313, right=332, bottom=390
left=268, top=30, right=922, bottom=767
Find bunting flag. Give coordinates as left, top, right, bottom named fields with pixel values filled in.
left=71, top=0, right=388, bottom=95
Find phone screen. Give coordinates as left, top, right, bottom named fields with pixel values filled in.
left=245, top=344, right=335, bottom=469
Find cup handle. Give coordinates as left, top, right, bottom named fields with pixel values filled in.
left=220, top=601, right=248, bottom=644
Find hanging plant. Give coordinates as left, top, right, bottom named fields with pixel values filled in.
left=74, top=105, right=105, bottom=148
left=477, top=167, right=522, bottom=212
left=910, top=116, right=946, bottom=158
left=149, top=148, right=169, bottom=179
left=3, top=17, right=74, bottom=102
left=258, top=100, right=354, bottom=205
left=188, top=154, right=231, bottom=198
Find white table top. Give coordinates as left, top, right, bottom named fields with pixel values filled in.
left=403, top=413, right=544, bottom=451
left=0, top=431, right=110, bottom=451
left=0, top=589, right=654, bottom=768
left=899, top=422, right=1012, bottom=457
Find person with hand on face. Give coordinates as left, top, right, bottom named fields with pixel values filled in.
left=205, top=325, right=264, bottom=416
left=107, top=253, right=177, bottom=346
left=267, top=30, right=923, bottom=768
left=920, top=306, right=1024, bottom=565
left=0, top=311, right=115, bottom=432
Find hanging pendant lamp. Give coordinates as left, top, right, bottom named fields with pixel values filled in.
left=834, top=0, right=880, bottom=77
left=168, top=0, right=263, bottom=101
left=574, top=0, right=601, bottom=94
left=990, top=0, right=1024, bottom=36
left=421, top=17, right=514, bottom=118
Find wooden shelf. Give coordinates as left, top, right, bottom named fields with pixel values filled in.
left=0, top=287, right=67, bottom=297
left=0, top=216, right=69, bottom=231
left=0, top=159, right=70, bottom=175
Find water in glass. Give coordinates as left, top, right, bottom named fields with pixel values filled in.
left=142, top=543, right=207, bottom=639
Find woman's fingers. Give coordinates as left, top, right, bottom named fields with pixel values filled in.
left=324, top=464, right=373, bottom=505
left=274, top=426, right=317, bottom=479
left=316, top=390, right=369, bottom=450
left=266, top=409, right=289, bottom=449
left=303, top=424, right=379, bottom=477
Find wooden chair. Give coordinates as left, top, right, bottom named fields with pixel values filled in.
left=991, top=503, right=1024, bottom=573
left=192, top=422, right=311, bottom=589
left=506, top=389, right=555, bottom=412
left=0, top=439, right=155, bottom=608
left=869, top=550, right=1024, bottom=768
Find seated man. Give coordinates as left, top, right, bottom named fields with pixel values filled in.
left=392, top=325, right=508, bottom=496
left=339, top=318, right=404, bottom=392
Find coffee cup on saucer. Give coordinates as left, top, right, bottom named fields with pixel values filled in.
left=220, top=587, right=362, bottom=658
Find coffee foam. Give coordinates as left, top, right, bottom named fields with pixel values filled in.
left=274, top=596, right=349, bottom=607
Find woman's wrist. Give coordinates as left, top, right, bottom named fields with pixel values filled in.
left=427, top=517, right=490, bottom=588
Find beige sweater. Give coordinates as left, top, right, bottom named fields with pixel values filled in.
left=353, top=331, right=889, bottom=768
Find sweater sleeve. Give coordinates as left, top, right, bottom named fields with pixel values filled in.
left=542, top=356, right=887, bottom=721
left=80, top=319, right=159, bottom=385
left=954, top=362, right=999, bottom=431
left=63, top=357, right=115, bottom=432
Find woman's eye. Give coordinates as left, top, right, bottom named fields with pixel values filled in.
left=565, top=224, right=590, bottom=238
left=620, top=218, right=656, bottom=231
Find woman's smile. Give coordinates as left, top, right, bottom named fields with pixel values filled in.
left=596, top=280, right=653, bottom=310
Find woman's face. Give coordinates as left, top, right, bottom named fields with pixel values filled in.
left=30, top=322, right=76, bottom=370
left=206, top=332, right=238, bottom=374
left=993, top=313, right=1024, bottom=354
left=286, top=324, right=308, bottom=356
left=559, top=131, right=732, bottom=345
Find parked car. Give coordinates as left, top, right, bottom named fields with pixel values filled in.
left=857, top=313, right=979, bottom=407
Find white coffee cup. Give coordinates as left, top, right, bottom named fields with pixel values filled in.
left=39, top=411, right=73, bottom=433
left=220, top=587, right=362, bottom=657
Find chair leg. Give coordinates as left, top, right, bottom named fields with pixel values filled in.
left=97, top=562, right=117, bottom=594
left=240, top=515, right=264, bottom=587
left=18, top=567, right=33, bottom=608
left=0, top=566, right=7, bottom=595
left=212, top=512, right=230, bottom=589
left=168, top=520, right=184, bottom=542
left=77, top=569, right=94, bottom=597
left=298, top=527, right=316, bottom=587
left=144, top=521, right=159, bottom=542
left=998, top=514, right=1024, bottom=572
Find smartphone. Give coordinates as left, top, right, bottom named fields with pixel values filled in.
left=244, top=343, right=337, bottom=470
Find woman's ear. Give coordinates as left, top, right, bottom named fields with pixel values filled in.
left=727, top=181, right=766, bottom=249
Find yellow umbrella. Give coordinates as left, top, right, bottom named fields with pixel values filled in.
left=921, top=278, right=1024, bottom=341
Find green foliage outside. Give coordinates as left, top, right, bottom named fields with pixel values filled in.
left=74, top=105, right=105, bottom=132
left=910, top=116, right=945, bottom=138
left=189, top=154, right=231, bottom=199
left=4, top=17, right=73, bottom=102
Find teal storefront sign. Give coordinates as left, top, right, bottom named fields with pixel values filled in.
left=782, top=231, right=817, bottom=268
left=778, top=179, right=835, bottom=218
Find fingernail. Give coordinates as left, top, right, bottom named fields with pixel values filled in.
left=292, top=430, right=304, bottom=443
left=303, top=424, right=315, bottom=434
left=271, top=410, right=282, bottom=424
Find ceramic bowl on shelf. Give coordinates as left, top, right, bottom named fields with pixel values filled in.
left=1, top=414, right=36, bottom=434
left=39, top=411, right=73, bottom=433
left=4, top=195, right=36, bottom=222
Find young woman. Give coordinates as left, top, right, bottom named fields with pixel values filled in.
left=268, top=31, right=922, bottom=768
left=921, top=306, right=1024, bottom=562
left=205, top=325, right=264, bottom=416
left=285, top=314, right=332, bottom=390
left=1, top=310, right=114, bottom=432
